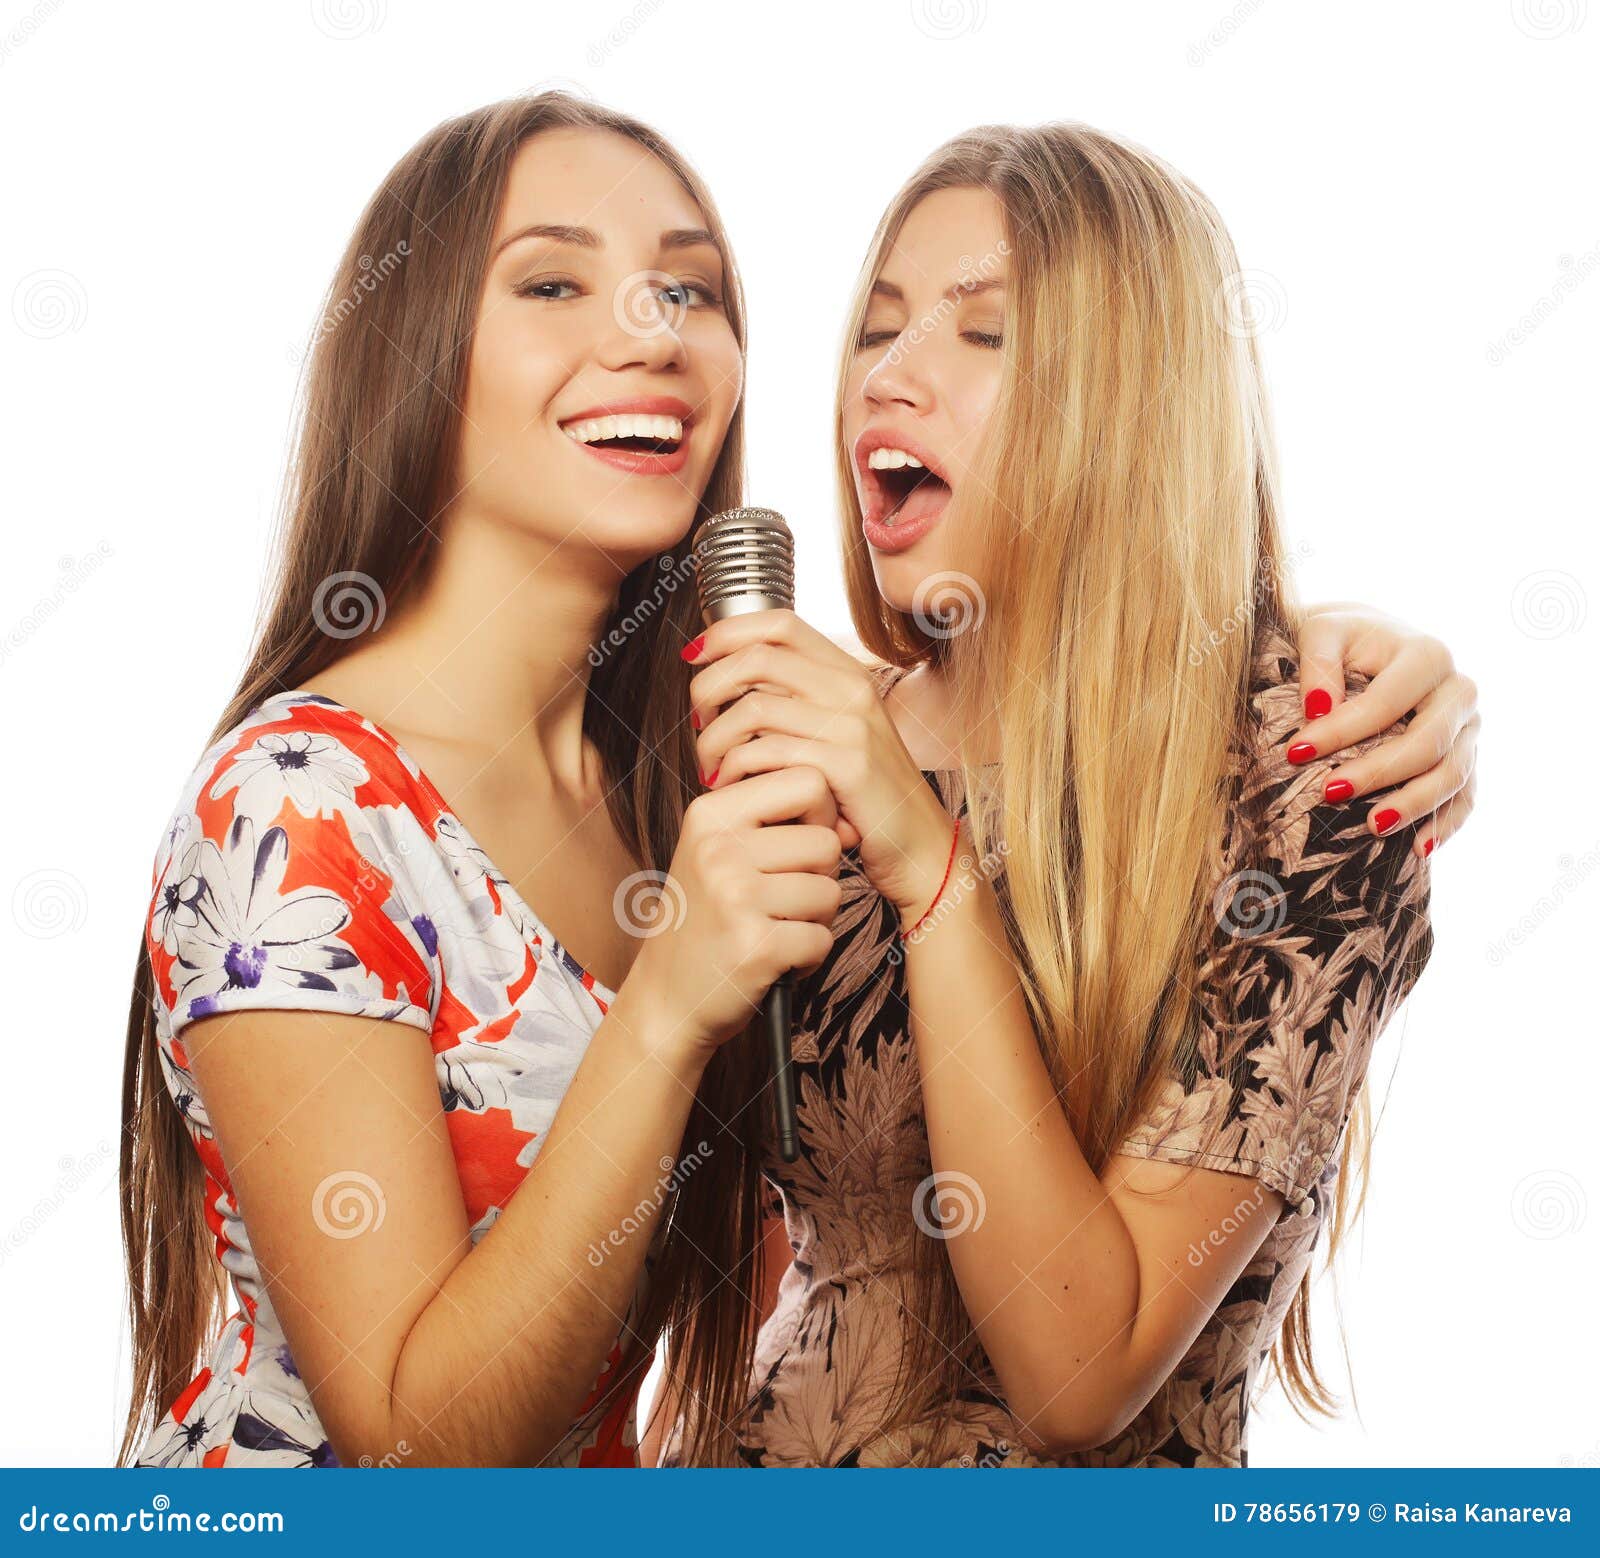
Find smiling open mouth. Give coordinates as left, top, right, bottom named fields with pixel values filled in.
left=866, top=447, right=951, bottom=525
left=562, top=412, right=684, bottom=455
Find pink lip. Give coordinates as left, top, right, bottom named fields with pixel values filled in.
left=561, top=395, right=697, bottom=478
left=853, top=425, right=953, bottom=554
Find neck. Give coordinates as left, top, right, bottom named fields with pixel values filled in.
left=344, top=506, right=629, bottom=789
left=890, top=655, right=1003, bottom=770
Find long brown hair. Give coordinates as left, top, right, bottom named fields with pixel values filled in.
left=118, top=91, right=770, bottom=1467
left=833, top=123, right=1358, bottom=1456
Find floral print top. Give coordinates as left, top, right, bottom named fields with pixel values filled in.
left=138, top=691, right=648, bottom=1468
left=709, top=626, right=1435, bottom=1468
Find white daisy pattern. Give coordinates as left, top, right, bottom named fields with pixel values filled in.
left=139, top=690, right=651, bottom=1468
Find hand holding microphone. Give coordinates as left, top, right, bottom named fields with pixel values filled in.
left=685, top=508, right=963, bottom=1160
left=690, top=507, right=814, bottom=1161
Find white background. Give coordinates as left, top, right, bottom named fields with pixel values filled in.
left=1, top=0, right=1594, bottom=1469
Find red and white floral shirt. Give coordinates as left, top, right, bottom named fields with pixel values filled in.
left=139, top=690, right=647, bottom=1468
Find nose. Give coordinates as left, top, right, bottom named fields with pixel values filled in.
left=861, top=332, right=934, bottom=414
left=597, top=273, right=690, bottom=374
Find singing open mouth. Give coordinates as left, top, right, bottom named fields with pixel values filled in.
left=855, top=429, right=953, bottom=550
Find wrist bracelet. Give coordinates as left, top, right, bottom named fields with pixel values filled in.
left=899, top=815, right=963, bottom=941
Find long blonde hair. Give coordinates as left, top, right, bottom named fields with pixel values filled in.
left=835, top=122, right=1362, bottom=1452
left=119, top=92, right=773, bottom=1468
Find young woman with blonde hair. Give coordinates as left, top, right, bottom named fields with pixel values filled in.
left=670, top=121, right=1474, bottom=1466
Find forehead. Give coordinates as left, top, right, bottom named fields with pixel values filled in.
left=879, top=186, right=1007, bottom=287
left=495, top=127, right=705, bottom=240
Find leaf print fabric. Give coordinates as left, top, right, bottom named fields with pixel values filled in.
left=138, top=691, right=650, bottom=1468
left=715, top=626, right=1434, bottom=1468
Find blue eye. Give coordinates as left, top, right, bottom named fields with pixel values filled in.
left=659, top=279, right=720, bottom=309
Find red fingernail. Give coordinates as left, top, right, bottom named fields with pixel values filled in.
left=1324, top=778, right=1355, bottom=803
left=690, top=708, right=701, bottom=731
left=1423, top=836, right=1437, bottom=856
left=680, top=634, right=706, bottom=662
left=704, top=768, right=718, bottom=787
left=1287, top=742, right=1316, bottom=765
left=1373, top=807, right=1401, bottom=835
left=1304, top=688, right=1332, bottom=720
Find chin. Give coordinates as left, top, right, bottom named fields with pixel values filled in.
left=579, top=500, right=701, bottom=566
left=868, top=543, right=950, bottom=617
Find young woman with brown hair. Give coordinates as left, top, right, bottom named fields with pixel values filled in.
left=119, top=93, right=845, bottom=1469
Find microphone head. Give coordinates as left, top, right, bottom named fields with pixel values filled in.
left=693, top=506, right=795, bottom=622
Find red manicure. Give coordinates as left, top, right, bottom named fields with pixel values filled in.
left=1423, top=837, right=1437, bottom=856
left=1373, top=807, right=1401, bottom=835
left=680, top=633, right=706, bottom=662
left=703, top=768, right=719, bottom=787
left=1324, top=778, right=1355, bottom=803
left=1304, top=688, right=1332, bottom=720
left=690, top=709, right=701, bottom=731
left=1287, top=742, right=1316, bottom=765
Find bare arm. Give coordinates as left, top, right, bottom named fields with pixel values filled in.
left=893, top=855, right=1281, bottom=1456
left=188, top=982, right=706, bottom=1468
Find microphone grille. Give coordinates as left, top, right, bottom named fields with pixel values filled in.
left=694, top=506, right=796, bottom=620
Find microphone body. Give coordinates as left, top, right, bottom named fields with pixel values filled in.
left=693, top=507, right=801, bottom=1163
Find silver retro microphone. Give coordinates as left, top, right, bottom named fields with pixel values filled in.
left=693, top=507, right=800, bottom=1163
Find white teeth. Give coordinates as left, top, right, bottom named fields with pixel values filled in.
left=867, top=447, right=925, bottom=470
left=563, top=413, right=684, bottom=444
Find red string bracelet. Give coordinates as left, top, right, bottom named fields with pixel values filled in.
left=899, top=815, right=964, bottom=941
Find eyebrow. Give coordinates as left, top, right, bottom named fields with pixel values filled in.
left=493, top=223, right=720, bottom=259
left=869, top=275, right=1007, bottom=305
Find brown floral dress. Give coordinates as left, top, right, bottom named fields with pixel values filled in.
left=685, top=625, right=1434, bottom=1468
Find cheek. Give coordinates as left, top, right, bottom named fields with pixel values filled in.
left=949, top=363, right=1003, bottom=476
left=465, top=312, right=570, bottom=435
left=696, top=328, right=745, bottom=446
